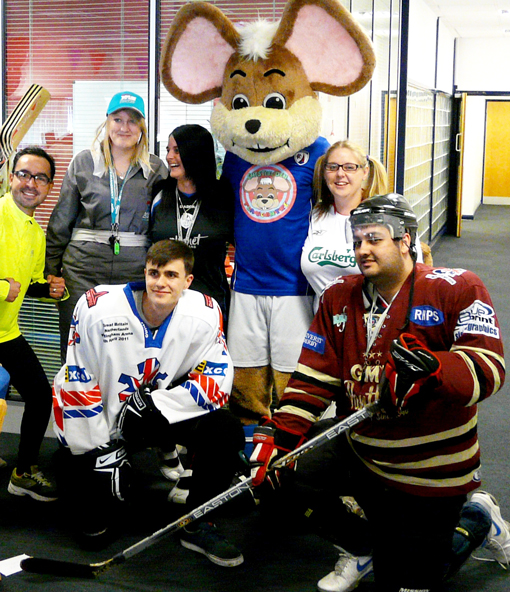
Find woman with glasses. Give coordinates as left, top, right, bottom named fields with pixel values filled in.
left=45, top=91, right=167, bottom=360
left=301, top=140, right=388, bottom=307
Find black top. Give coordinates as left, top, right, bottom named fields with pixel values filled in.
left=150, top=176, right=234, bottom=321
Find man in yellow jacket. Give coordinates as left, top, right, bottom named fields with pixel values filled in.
left=0, top=146, right=65, bottom=501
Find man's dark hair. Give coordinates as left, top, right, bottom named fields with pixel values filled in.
left=12, top=146, right=56, bottom=180
left=146, top=239, right=194, bottom=275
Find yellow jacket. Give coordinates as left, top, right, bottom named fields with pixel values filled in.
left=0, top=193, right=47, bottom=343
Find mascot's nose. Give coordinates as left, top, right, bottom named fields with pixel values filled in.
left=245, top=119, right=261, bottom=134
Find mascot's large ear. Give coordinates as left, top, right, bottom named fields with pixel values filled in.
left=273, top=0, right=375, bottom=96
left=161, top=2, right=239, bottom=104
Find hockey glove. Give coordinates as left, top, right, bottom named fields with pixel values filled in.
left=250, top=418, right=306, bottom=489
left=118, top=384, right=170, bottom=450
left=379, top=332, right=441, bottom=412
left=84, top=440, right=132, bottom=501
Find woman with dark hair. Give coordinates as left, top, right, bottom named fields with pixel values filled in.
left=150, top=124, right=234, bottom=323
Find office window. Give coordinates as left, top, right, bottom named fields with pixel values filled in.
left=4, top=0, right=149, bottom=388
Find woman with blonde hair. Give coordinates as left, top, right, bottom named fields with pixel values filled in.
left=45, top=91, right=167, bottom=360
left=301, top=140, right=426, bottom=306
left=301, top=140, right=386, bottom=300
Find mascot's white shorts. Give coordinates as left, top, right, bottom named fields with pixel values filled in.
left=227, top=292, right=314, bottom=372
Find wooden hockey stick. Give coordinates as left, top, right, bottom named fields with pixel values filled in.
left=0, top=84, right=51, bottom=159
left=0, top=84, right=51, bottom=195
left=20, top=403, right=378, bottom=579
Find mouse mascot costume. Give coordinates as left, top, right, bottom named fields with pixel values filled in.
left=161, top=0, right=375, bottom=423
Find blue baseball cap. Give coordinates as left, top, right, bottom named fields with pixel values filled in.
left=106, top=91, right=145, bottom=118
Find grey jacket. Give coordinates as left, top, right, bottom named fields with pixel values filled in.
left=45, top=148, right=168, bottom=276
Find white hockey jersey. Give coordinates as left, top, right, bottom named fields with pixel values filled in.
left=53, top=282, right=233, bottom=454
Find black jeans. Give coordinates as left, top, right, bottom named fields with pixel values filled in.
left=156, top=408, right=246, bottom=509
left=285, top=419, right=469, bottom=592
left=58, top=407, right=246, bottom=535
left=0, top=335, right=53, bottom=472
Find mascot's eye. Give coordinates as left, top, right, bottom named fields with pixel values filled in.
left=232, top=94, right=250, bottom=110
left=263, top=93, right=286, bottom=109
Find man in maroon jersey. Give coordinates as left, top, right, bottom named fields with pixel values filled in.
left=250, top=194, right=508, bottom=592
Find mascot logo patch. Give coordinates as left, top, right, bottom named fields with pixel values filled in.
left=240, top=165, right=297, bottom=223
left=294, top=151, right=310, bottom=166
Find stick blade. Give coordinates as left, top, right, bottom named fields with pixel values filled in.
left=10, top=87, right=51, bottom=151
left=21, top=557, right=104, bottom=579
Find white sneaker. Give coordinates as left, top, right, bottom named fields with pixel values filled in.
left=168, top=469, right=193, bottom=504
left=157, top=447, right=184, bottom=481
left=317, top=547, right=373, bottom=592
left=471, top=490, right=510, bottom=566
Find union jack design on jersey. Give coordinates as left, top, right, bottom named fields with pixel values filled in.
left=118, top=358, right=168, bottom=402
left=52, top=283, right=234, bottom=455
left=185, top=372, right=229, bottom=410
left=52, top=384, right=103, bottom=446
left=68, top=315, right=81, bottom=347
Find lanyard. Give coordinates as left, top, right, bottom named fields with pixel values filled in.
left=364, top=285, right=398, bottom=357
left=109, top=165, right=132, bottom=255
left=175, top=186, right=201, bottom=244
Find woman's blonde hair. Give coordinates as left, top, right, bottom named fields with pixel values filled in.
left=92, top=109, right=151, bottom=170
left=313, top=140, right=388, bottom=218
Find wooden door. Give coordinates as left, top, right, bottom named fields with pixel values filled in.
left=484, top=101, right=510, bottom=202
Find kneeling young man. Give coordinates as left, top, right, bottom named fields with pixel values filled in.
left=251, top=194, right=508, bottom=591
left=53, top=239, right=245, bottom=567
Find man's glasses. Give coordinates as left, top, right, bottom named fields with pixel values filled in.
left=13, top=170, right=52, bottom=187
left=325, top=163, right=364, bottom=173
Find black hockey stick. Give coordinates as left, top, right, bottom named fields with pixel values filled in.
left=21, top=403, right=378, bottom=578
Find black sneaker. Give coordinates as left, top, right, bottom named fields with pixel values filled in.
left=8, top=466, right=58, bottom=501
left=180, top=522, right=244, bottom=567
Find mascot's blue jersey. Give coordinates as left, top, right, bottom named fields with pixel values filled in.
left=222, top=137, right=329, bottom=296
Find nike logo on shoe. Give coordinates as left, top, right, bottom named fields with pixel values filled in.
left=357, top=557, right=372, bottom=572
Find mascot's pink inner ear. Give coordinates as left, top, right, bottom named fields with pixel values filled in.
left=285, top=6, right=365, bottom=86
left=171, top=17, right=235, bottom=96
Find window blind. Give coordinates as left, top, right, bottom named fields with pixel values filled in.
left=4, top=0, right=150, bottom=392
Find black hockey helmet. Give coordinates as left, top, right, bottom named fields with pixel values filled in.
left=349, top=193, right=419, bottom=256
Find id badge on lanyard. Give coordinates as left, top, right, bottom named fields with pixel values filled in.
left=109, top=166, right=131, bottom=255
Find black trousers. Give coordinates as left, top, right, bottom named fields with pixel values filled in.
left=284, top=419, right=471, bottom=592
left=0, top=335, right=53, bottom=472
left=156, top=408, right=245, bottom=509
left=58, top=407, right=245, bottom=535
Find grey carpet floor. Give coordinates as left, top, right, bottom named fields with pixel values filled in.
left=0, top=205, right=509, bottom=591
